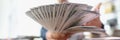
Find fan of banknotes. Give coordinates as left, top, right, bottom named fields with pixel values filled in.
left=26, top=3, right=102, bottom=33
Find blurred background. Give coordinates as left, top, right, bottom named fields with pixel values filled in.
left=0, top=0, right=120, bottom=40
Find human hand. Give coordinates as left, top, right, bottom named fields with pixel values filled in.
left=46, top=31, right=72, bottom=40
left=58, top=0, right=68, bottom=3
left=91, top=3, right=102, bottom=12
left=82, top=3, right=102, bottom=28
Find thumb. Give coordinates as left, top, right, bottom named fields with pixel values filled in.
left=91, top=3, right=102, bottom=12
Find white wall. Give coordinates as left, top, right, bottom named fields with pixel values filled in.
left=115, top=0, right=120, bottom=29
left=8, top=0, right=58, bottom=38
left=0, top=0, right=102, bottom=38
left=0, top=0, right=10, bottom=38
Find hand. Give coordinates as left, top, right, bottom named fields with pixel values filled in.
left=91, top=3, right=102, bottom=12
left=46, top=2, right=103, bottom=40
left=58, top=0, right=68, bottom=3
left=46, top=0, right=70, bottom=40
left=83, top=3, right=102, bottom=28
left=46, top=31, right=72, bottom=40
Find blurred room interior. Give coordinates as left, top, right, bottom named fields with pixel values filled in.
left=0, top=0, right=120, bottom=40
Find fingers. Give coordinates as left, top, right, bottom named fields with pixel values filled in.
left=92, top=3, right=102, bottom=12
left=58, top=0, right=68, bottom=3
left=46, top=31, right=70, bottom=40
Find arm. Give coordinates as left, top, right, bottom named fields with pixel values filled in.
left=41, top=27, right=47, bottom=40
